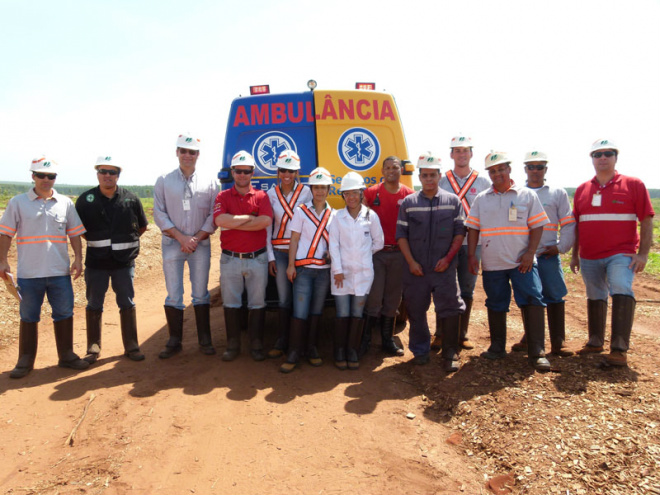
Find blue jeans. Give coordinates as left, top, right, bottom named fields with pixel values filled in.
left=536, top=254, right=568, bottom=304
left=482, top=266, right=545, bottom=312
left=18, top=275, right=74, bottom=322
left=335, top=294, right=368, bottom=318
left=457, top=245, right=481, bottom=300
left=162, top=236, right=211, bottom=309
left=273, top=249, right=293, bottom=309
left=220, top=251, right=268, bottom=309
left=292, top=267, right=330, bottom=320
left=85, top=266, right=136, bottom=311
left=580, top=254, right=635, bottom=300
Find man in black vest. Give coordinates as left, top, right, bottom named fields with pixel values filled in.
left=76, top=156, right=148, bottom=363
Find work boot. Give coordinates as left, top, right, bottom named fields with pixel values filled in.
left=194, top=304, right=215, bottom=355
left=159, top=306, right=184, bottom=359
left=511, top=306, right=528, bottom=352
left=280, top=317, right=306, bottom=373
left=347, top=317, right=363, bottom=370
left=441, top=314, right=460, bottom=373
left=268, top=308, right=290, bottom=359
left=306, top=314, right=323, bottom=367
left=54, top=317, right=90, bottom=370
left=606, top=295, right=635, bottom=367
left=120, top=307, right=145, bottom=361
left=358, top=315, right=377, bottom=357
left=247, top=308, right=266, bottom=361
left=459, top=297, right=475, bottom=349
left=430, top=317, right=443, bottom=351
left=523, top=305, right=551, bottom=371
left=10, top=321, right=38, bottom=379
left=578, top=299, right=607, bottom=354
left=222, top=307, right=242, bottom=361
left=381, top=315, right=404, bottom=356
left=333, top=317, right=349, bottom=370
left=480, top=309, right=507, bottom=360
left=547, top=302, right=573, bottom=356
left=83, top=309, right=103, bottom=364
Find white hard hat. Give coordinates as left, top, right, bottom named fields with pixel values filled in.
left=417, top=152, right=442, bottom=171
left=485, top=151, right=511, bottom=169
left=450, top=135, right=473, bottom=148
left=590, top=138, right=618, bottom=155
left=307, top=167, right=333, bottom=186
left=339, top=172, right=365, bottom=192
left=523, top=151, right=548, bottom=164
left=30, top=156, right=58, bottom=174
left=276, top=150, right=301, bottom=171
left=94, top=155, right=122, bottom=172
left=176, top=133, right=201, bottom=150
left=231, top=150, right=256, bottom=168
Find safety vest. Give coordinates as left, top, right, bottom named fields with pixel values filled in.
left=445, top=169, right=479, bottom=215
left=295, top=204, right=331, bottom=267
left=272, top=183, right=304, bottom=247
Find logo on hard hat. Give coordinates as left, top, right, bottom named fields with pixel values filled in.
left=43, top=161, right=52, bottom=168
left=253, top=131, right=297, bottom=176
left=490, top=155, right=499, bottom=161
left=337, top=127, right=380, bottom=172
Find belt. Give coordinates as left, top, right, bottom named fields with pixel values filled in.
left=222, top=247, right=266, bottom=259
left=382, top=244, right=400, bottom=252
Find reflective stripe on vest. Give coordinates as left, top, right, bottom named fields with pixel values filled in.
left=295, top=204, right=331, bottom=267
left=272, top=183, right=304, bottom=246
left=579, top=213, right=637, bottom=222
left=445, top=170, right=479, bottom=215
left=87, top=239, right=139, bottom=250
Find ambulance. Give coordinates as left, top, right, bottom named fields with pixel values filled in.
left=218, top=81, right=414, bottom=207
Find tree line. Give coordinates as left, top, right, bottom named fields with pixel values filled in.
left=0, top=182, right=154, bottom=199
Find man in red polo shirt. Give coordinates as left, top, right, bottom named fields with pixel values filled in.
left=570, top=139, right=654, bottom=367
left=214, top=151, right=273, bottom=362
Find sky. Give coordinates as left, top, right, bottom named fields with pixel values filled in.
left=1, top=0, right=659, bottom=188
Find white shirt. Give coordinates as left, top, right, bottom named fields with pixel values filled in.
left=266, top=182, right=312, bottom=262
left=328, top=205, right=384, bottom=296
left=289, top=201, right=334, bottom=270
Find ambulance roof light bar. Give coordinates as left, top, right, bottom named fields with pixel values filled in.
left=250, top=85, right=270, bottom=95
left=356, top=82, right=376, bottom=90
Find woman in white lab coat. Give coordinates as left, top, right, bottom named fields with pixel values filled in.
left=328, top=172, right=384, bottom=370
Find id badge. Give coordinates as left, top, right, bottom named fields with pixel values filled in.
left=591, top=194, right=602, bottom=207
left=508, top=206, right=518, bottom=222
left=182, top=199, right=191, bottom=211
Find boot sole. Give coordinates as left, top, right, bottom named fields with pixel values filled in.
left=159, top=346, right=182, bottom=359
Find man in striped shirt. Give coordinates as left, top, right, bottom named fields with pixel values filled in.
left=570, top=139, right=654, bottom=367
left=466, top=152, right=552, bottom=371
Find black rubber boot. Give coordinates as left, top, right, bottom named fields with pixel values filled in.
left=358, top=315, right=377, bottom=358
left=84, top=309, right=103, bottom=364
left=459, top=297, right=475, bottom=349
left=247, top=308, right=266, bottom=361
left=579, top=299, right=607, bottom=354
left=381, top=315, right=404, bottom=356
left=430, top=317, right=443, bottom=351
left=306, top=314, right=323, bottom=367
left=547, top=302, right=573, bottom=356
left=481, top=309, right=507, bottom=359
left=120, top=307, right=145, bottom=361
left=10, top=321, right=38, bottom=379
left=159, top=306, right=184, bottom=359
left=334, top=317, right=349, bottom=370
left=280, top=317, right=306, bottom=373
left=54, top=317, right=90, bottom=370
left=222, top=307, right=242, bottom=361
left=268, top=308, right=290, bottom=359
left=347, top=317, right=363, bottom=370
left=194, top=304, right=215, bottom=355
left=523, top=305, right=551, bottom=371
left=607, top=295, right=636, bottom=366
left=441, top=314, right=461, bottom=372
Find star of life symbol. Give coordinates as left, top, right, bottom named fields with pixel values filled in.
left=337, top=127, right=380, bottom=171
left=252, top=131, right=297, bottom=176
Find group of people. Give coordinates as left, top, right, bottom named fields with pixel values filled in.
left=0, top=133, right=653, bottom=379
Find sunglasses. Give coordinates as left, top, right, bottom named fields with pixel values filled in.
left=34, top=172, right=57, bottom=180
left=233, top=169, right=254, bottom=175
left=278, top=168, right=296, bottom=174
left=592, top=151, right=616, bottom=158
left=178, top=148, right=199, bottom=155
left=525, top=165, right=546, bottom=171
left=97, top=169, right=119, bottom=176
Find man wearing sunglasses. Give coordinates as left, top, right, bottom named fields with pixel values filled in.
left=570, top=139, right=654, bottom=367
left=0, top=157, right=89, bottom=378
left=213, top=151, right=273, bottom=362
left=75, top=156, right=148, bottom=364
left=154, top=133, right=218, bottom=359
left=510, top=151, right=576, bottom=357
